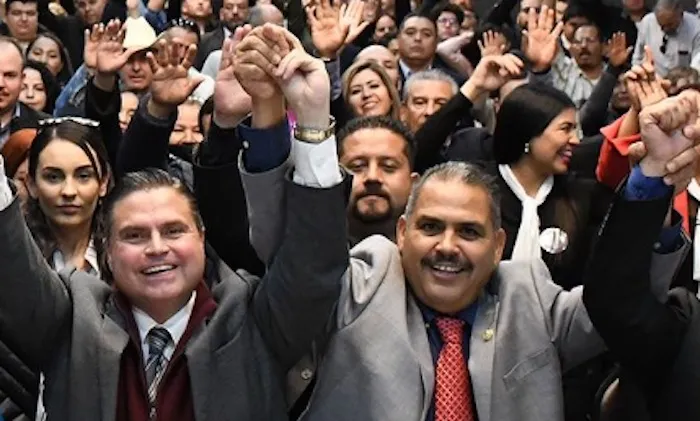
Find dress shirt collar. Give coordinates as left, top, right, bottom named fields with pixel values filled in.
left=132, top=291, right=196, bottom=363
left=0, top=103, right=21, bottom=149
left=399, top=59, right=432, bottom=79
left=51, top=238, right=100, bottom=276
left=417, top=294, right=479, bottom=327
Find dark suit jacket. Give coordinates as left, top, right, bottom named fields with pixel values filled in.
left=194, top=26, right=227, bottom=70
left=583, top=189, right=700, bottom=421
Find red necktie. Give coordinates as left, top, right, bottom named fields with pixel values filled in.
left=435, top=317, right=475, bottom=421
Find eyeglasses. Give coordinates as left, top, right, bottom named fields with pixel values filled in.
left=661, top=34, right=669, bottom=55
left=38, top=117, right=100, bottom=128
left=437, top=16, right=459, bottom=26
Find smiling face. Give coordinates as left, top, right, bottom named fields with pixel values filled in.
left=347, top=68, right=393, bottom=117
left=107, top=186, right=205, bottom=323
left=525, top=108, right=580, bottom=175
left=27, top=138, right=107, bottom=231
left=397, top=178, right=505, bottom=314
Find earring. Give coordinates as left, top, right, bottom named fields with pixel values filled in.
left=524, top=143, right=530, bottom=154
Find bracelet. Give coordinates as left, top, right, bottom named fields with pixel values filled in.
left=294, top=117, right=336, bottom=144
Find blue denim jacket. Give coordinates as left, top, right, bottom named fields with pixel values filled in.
left=54, top=64, right=89, bottom=117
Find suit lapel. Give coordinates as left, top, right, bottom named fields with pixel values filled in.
left=99, top=306, right=129, bottom=421
left=185, top=322, right=212, bottom=421
left=469, top=289, right=499, bottom=421
left=406, top=295, right=434, bottom=420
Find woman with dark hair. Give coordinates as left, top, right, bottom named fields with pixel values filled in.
left=20, top=60, right=60, bottom=114
left=25, top=118, right=111, bottom=275
left=26, top=33, right=74, bottom=88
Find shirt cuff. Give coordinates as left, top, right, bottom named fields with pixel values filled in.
left=292, top=136, right=343, bottom=188
left=0, top=156, right=14, bottom=211
left=240, top=119, right=291, bottom=173
left=623, top=165, right=673, bottom=201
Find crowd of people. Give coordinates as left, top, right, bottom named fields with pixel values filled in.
left=0, top=0, right=699, bottom=419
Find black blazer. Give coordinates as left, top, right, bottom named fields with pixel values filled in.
left=194, top=25, right=227, bottom=70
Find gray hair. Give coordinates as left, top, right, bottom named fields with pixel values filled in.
left=402, top=69, right=459, bottom=102
left=404, top=162, right=502, bottom=229
left=654, top=0, right=683, bottom=12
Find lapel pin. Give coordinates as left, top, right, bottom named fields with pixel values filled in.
left=482, top=329, right=494, bottom=342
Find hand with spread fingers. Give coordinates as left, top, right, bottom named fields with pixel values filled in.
left=95, top=19, right=140, bottom=75
left=83, top=23, right=102, bottom=71
left=341, top=0, right=369, bottom=46
left=461, top=53, right=525, bottom=100
left=479, top=30, right=506, bottom=57
left=146, top=40, right=204, bottom=116
left=639, top=89, right=700, bottom=191
left=605, top=32, right=632, bottom=68
left=521, top=5, right=563, bottom=73
left=308, top=0, right=349, bottom=59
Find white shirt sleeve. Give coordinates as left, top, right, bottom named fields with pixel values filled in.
left=291, top=135, right=343, bottom=188
left=0, top=156, right=14, bottom=211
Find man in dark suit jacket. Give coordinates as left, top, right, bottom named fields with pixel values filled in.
left=194, top=0, right=253, bottom=69
left=584, top=88, right=700, bottom=421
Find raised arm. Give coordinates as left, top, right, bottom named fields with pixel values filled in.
left=116, top=39, right=204, bottom=177
left=233, top=24, right=349, bottom=369
left=584, top=90, right=700, bottom=391
left=0, top=160, right=72, bottom=371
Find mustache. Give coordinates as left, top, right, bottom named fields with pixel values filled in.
left=421, top=251, right=472, bottom=271
left=355, top=181, right=392, bottom=202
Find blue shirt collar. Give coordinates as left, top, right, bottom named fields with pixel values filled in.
left=416, top=295, right=479, bottom=327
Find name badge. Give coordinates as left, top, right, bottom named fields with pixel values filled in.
left=539, top=227, right=569, bottom=254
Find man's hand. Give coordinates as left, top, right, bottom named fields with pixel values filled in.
left=460, top=54, right=524, bottom=101
left=478, top=30, right=506, bottom=57
left=271, top=26, right=330, bottom=128
left=83, top=23, right=102, bottom=71
left=639, top=90, right=700, bottom=189
left=95, top=19, right=139, bottom=75
left=605, top=32, right=631, bottom=68
left=146, top=41, right=204, bottom=118
left=625, top=46, right=669, bottom=112
left=341, top=0, right=369, bottom=46
left=214, top=26, right=254, bottom=128
left=521, top=6, right=563, bottom=73
left=308, top=0, right=349, bottom=59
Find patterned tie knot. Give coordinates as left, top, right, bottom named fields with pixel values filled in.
left=436, top=317, right=464, bottom=345
left=147, top=327, right=171, bottom=358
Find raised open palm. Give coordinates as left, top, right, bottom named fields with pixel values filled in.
left=521, top=6, right=563, bottom=72
left=95, top=19, right=139, bottom=74
left=147, top=41, right=203, bottom=107
left=308, top=0, right=348, bottom=58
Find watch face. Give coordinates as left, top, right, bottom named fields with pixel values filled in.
left=539, top=227, right=568, bottom=255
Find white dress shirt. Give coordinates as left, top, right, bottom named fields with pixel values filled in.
left=292, top=134, right=342, bottom=188
left=132, top=292, right=197, bottom=364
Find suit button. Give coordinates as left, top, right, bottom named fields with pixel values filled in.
left=301, top=369, right=313, bottom=380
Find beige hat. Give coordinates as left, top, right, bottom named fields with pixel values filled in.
left=122, top=17, right=158, bottom=51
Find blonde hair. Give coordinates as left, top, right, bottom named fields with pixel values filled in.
left=341, top=60, right=402, bottom=120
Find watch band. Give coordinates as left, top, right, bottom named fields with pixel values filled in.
left=294, top=117, right=336, bottom=144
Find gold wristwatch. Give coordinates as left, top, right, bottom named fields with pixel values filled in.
left=294, top=117, right=336, bottom=144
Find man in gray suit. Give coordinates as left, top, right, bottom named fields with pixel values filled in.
left=0, top=26, right=346, bottom=421
left=237, top=28, right=699, bottom=421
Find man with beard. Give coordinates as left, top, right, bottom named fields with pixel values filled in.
left=339, top=116, right=417, bottom=245
left=553, top=23, right=630, bottom=109
left=194, top=0, right=253, bottom=69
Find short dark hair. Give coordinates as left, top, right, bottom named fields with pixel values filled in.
left=198, top=96, right=214, bottom=134
left=563, top=2, right=593, bottom=23
left=430, top=1, right=464, bottom=26
left=97, top=168, right=204, bottom=282
left=399, top=13, right=436, bottom=33
left=493, top=83, right=574, bottom=165
left=405, top=161, right=502, bottom=229
left=5, top=0, right=37, bottom=13
left=337, top=116, right=415, bottom=169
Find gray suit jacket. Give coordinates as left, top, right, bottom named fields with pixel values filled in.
left=240, top=161, right=686, bottom=421
left=0, top=173, right=350, bottom=421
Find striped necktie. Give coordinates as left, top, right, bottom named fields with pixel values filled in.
left=145, top=327, right=172, bottom=420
